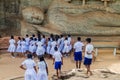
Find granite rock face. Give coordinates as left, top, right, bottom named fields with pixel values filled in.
left=0, top=0, right=120, bottom=36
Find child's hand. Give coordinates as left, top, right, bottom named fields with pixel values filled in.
left=53, top=62, right=54, bottom=65
left=61, top=62, right=63, bottom=65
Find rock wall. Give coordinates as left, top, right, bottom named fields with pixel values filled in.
left=0, top=0, right=21, bottom=36
left=0, top=0, right=120, bottom=36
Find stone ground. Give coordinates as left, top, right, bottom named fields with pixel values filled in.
left=0, top=37, right=120, bottom=80
left=0, top=51, right=120, bottom=80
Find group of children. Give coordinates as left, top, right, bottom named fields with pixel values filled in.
left=7, top=34, right=94, bottom=80
left=7, top=34, right=72, bottom=58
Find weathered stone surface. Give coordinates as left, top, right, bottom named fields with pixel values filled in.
left=52, top=68, right=120, bottom=80
left=0, top=0, right=120, bottom=36
left=47, top=0, right=120, bottom=36
left=22, top=7, right=44, bottom=24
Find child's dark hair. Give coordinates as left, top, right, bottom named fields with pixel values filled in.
left=32, top=34, right=35, bottom=37
left=86, top=38, right=91, bottom=43
left=77, top=37, right=81, bottom=41
left=54, top=46, right=58, bottom=51
left=60, top=35, right=63, bottom=38
left=42, top=35, right=45, bottom=38
left=48, top=38, right=50, bottom=41
left=27, top=54, right=32, bottom=59
left=65, top=37, right=68, bottom=40
left=11, top=35, right=14, bottom=39
left=50, top=34, right=54, bottom=38
left=38, top=55, right=45, bottom=62
left=22, top=38, right=25, bottom=41
left=34, top=38, right=37, bottom=41
left=68, top=34, right=71, bottom=37
left=30, top=37, right=33, bottom=40
left=26, top=34, right=29, bottom=37
left=18, top=37, right=21, bottom=40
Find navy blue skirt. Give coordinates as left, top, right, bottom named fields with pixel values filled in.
left=84, top=57, right=92, bottom=65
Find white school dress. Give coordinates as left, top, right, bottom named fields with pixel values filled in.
left=59, top=38, right=64, bottom=52
left=29, top=40, right=33, bottom=53
left=29, top=41, right=36, bottom=53
left=50, top=41, right=57, bottom=55
left=22, top=59, right=37, bottom=80
left=41, top=38, right=47, bottom=52
left=21, top=41, right=26, bottom=53
left=8, top=39, right=16, bottom=52
left=37, top=61, right=48, bottom=80
left=36, top=45, right=45, bottom=56
left=46, top=41, right=51, bottom=54
left=57, top=39, right=61, bottom=50
left=62, top=40, right=70, bottom=53
left=16, top=40, right=21, bottom=53
left=25, top=37, right=30, bottom=51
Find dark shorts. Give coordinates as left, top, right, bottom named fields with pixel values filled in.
left=54, top=61, right=62, bottom=70
left=74, top=51, right=82, bottom=61
left=84, top=57, right=92, bottom=65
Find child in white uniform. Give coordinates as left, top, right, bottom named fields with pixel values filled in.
left=16, top=37, right=22, bottom=56
left=20, top=54, right=37, bottom=80
left=25, top=34, right=30, bottom=53
left=36, top=42, right=45, bottom=56
left=59, top=35, right=64, bottom=52
left=73, top=37, right=84, bottom=69
left=62, top=37, right=70, bottom=56
left=21, top=38, right=26, bottom=55
left=46, top=38, right=51, bottom=54
left=37, top=56, right=48, bottom=80
left=50, top=38, right=57, bottom=55
left=29, top=37, right=34, bottom=54
left=41, top=35, right=46, bottom=51
left=53, top=47, right=63, bottom=78
left=8, top=35, right=16, bottom=57
left=84, top=38, right=94, bottom=76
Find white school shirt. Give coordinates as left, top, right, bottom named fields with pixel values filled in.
left=51, top=41, right=57, bottom=48
left=41, top=38, right=46, bottom=44
left=9, top=39, right=16, bottom=45
left=85, top=44, right=94, bottom=59
left=61, top=38, right=64, bottom=44
left=53, top=51, right=62, bottom=62
left=64, top=40, right=69, bottom=47
left=25, top=37, right=30, bottom=45
left=37, top=41, right=43, bottom=47
left=21, top=41, right=26, bottom=47
left=22, top=59, right=36, bottom=69
left=74, top=41, right=84, bottom=52
left=38, top=61, right=47, bottom=72
left=47, top=41, right=51, bottom=47
left=36, top=46, right=45, bottom=55
left=68, top=37, right=71, bottom=43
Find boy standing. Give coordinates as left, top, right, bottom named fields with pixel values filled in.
left=53, top=47, right=63, bottom=78
left=84, top=38, right=94, bottom=76
left=73, top=37, right=84, bottom=69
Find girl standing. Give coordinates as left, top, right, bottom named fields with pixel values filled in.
left=21, top=38, right=27, bottom=56
left=20, top=54, right=37, bottom=80
left=37, top=56, right=48, bottom=80
left=16, top=37, right=22, bottom=56
left=8, top=35, right=16, bottom=58
left=46, top=38, right=51, bottom=54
